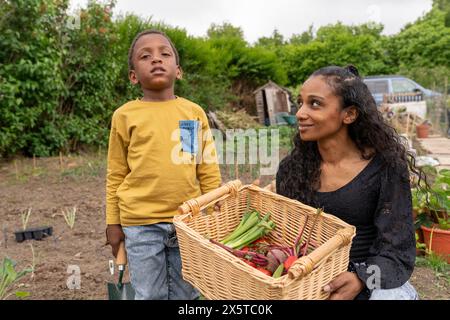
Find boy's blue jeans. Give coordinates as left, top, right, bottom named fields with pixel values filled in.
left=123, top=223, right=200, bottom=300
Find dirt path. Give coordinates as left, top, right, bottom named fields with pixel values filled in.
left=0, top=155, right=448, bottom=300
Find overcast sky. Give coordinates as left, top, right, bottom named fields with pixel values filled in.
left=69, top=0, right=433, bottom=43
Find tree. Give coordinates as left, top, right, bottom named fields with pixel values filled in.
left=207, top=22, right=245, bottom=40
left=256, top=29, right=285, bottom=48
left=289, top=25, right=314, bottom=45
left=283, top=22, right=391, bottom=86
left=387, top=5, right=450, bottom=90
left=434, top=0, right=450, bottom=26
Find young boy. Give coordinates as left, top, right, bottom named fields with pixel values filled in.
left=105, top=30, right=222, bottom=300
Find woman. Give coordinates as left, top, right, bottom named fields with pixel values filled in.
left=276, top=65, right=420, bottom=300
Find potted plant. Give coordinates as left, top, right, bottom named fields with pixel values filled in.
left=416, top=120, right=431, bottom=139
left=417, top=169, right=450, bottom=262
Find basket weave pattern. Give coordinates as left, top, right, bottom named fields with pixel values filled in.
left=174, top=181, right=356, bottom=300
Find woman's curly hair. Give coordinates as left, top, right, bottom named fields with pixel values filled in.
left=277, top=65, right=426, bottom=205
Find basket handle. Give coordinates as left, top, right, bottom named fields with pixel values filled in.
left=286, top=228, right=354, bottom=280
left=178, top=180, right=242, bottom=216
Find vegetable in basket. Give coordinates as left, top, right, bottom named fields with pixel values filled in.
left=272, top=263, right=285, bottom=278
left=220, top=210, right=276, bottom=250
left=263, top=208, right=322, bottom=274
left=210, top=208, right=323, bottom=278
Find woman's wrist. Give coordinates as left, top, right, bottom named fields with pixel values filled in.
left=348, top=261, right=372, bottom=297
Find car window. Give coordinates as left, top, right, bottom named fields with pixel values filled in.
left=365, top=80, right=389, bottom=94
left=392, top=79, right=417, bottom=93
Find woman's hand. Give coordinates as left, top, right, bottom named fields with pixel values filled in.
left=323, top=271, right=365, bottom=300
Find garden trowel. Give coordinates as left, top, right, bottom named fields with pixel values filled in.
left=107, top=241, right=135, bottom=300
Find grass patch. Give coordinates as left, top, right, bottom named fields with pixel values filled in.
left=416, top=253, right=450, bottom=285
left=60, top=158, right=106, bottom=179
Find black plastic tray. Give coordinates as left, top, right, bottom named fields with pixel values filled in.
left=14, top=226, right=53, bottom=242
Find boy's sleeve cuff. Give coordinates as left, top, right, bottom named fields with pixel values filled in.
left=106, top=215, right=121, bottom=225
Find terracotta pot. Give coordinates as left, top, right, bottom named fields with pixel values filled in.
left=421, top=225, right=450, bottom=263
left=416, top=124, right=429, bottom=139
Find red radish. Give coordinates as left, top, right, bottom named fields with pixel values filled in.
left=210, top=239, right=269, bottom=266
left=256, top=267, right=272, bottom=276
left=209, top=239, right=249, bottom=259
left=283, top=256, right=297, bottom=270
left=242, top=259, right=256, bottom=268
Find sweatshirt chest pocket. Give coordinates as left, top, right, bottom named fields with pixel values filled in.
left=179, top=120, right=200, bottom=155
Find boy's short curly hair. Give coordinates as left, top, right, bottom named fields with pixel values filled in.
left=128, top=30, right=180, bottom=72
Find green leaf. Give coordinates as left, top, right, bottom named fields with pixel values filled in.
left=15, top=291, right=30, bottom=298
left=4, top=261, right=17, bottom=281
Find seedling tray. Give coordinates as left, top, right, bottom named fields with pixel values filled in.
left=14, top=226, right=53, bottom=243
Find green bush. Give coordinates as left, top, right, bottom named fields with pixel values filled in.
left=0, top=0, right=67, bottom=156
left=0, top=0, right=119, bottom=156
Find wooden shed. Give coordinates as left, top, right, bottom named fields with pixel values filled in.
left=253, top=81, right=292, bottom=126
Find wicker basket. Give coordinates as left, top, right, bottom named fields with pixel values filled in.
left=174, top=180, right=356, bottom=300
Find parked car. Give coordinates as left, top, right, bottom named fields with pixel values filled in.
left=363, top=75, right=442, bottom=106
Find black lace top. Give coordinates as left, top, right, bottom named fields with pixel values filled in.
left=276, top=153, right=416, bottom=298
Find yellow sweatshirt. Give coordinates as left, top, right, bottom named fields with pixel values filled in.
left=106, top=97, right=222, bottom=226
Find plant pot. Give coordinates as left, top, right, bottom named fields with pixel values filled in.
left=14, top=232, right=25, bottom=243
left=45, top=227, right=53, bottom=236
left=24, top=231, right=33, bottom=240
left=14, top=226, right=53, bottom=243
left=416, top=124, right=429, bottom=139
left=33, top=230, right=43, bottom=240
left=421, top=225, right=450, bottom=263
